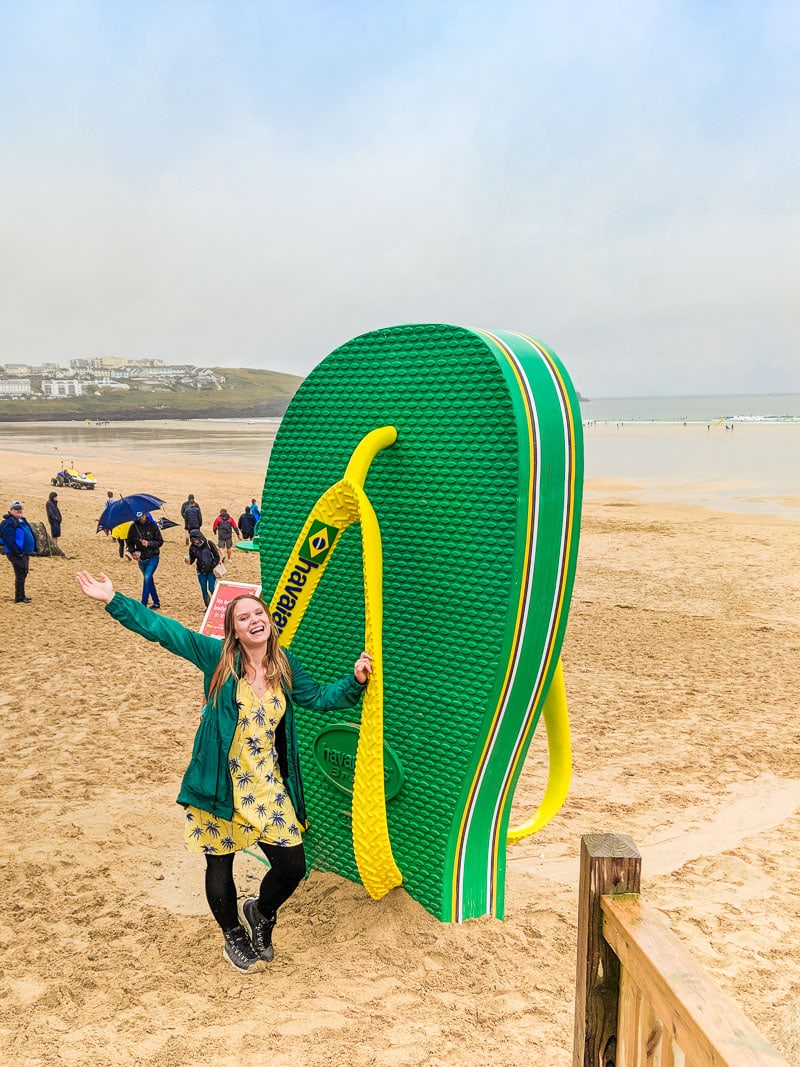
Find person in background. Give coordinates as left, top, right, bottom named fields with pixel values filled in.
left=249, top=498, right=261, bottom=525
left=184, top=495, right=203, bottom=537
left=213, top=508, right=239, bottom=562
left=182, top=495, right=203, bottom=542
left=126, top=510, right=163, bottom=608
left=237, top=506, right=257, bottom=541
left=1, top=500, right=36, bottom=603
left=185, top=528, right=221, bottom=607
left=100, top=491, right=125, bottom=559
left=46, top=491, right=62, bottom=547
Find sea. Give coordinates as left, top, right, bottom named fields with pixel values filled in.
left=0, top=394, right=797, bottom=518
left=579, top=393, right=799, bottom=518
left=579, top=393, right=800, bottom=424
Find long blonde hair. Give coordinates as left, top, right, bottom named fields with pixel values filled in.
left=207, top=594, right=292, bottom=706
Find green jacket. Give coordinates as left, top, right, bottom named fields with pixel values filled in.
left=106, top=593, right=366, bottom=825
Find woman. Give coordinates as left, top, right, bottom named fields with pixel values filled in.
left=184, top=528, right=220, bottom=606
left=75, top=571, right=371, bottom=973
left=46, top=491, right=62, bottom=545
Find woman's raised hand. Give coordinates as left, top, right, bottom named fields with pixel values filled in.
left=75, top=570, right=115, bottom=604
left=354, top=651, right=373, bottom=684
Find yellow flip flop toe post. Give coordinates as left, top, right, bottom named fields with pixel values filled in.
left=260, top=324, right=583, bottom=921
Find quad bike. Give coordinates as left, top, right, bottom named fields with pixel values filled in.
left=51, top=467, right=97, bottom=490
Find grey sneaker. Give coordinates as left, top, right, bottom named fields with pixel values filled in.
left=241, top=898, right=276, bottom=962
left=223, top=924, right=262, bottom=972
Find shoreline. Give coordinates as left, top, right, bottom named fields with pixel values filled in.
left=0, top=419, right=798, bottom=518
left=6, top=445, right=797, bottom=523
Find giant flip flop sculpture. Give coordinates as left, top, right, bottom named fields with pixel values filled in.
left=260, top=324, right=583, bottom=921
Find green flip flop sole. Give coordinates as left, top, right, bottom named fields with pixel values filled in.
left=259, top=324, right=583, bottom=921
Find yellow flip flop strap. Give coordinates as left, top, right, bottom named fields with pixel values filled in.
left=506, top=658, right=572, bottom=844
left=270, top=428, right=402, bottom=899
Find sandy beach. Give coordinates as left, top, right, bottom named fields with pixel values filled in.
left=1, top=437, right=799, bottom=1066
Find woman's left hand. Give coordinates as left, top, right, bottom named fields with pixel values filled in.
left=75, top=570, right=115, bottom=603
left=354, top=652, right=373, bottom=684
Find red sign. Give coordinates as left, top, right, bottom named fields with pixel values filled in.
left=200, top=580, right=263, bottom=638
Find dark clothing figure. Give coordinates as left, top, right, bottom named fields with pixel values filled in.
left=183, top=502, right=202, bottom=532
left=46, top=492, right=62, bottom=540
left=238, top=507, right=257, bottom=540
left=100, top=493, right=125, bottom=558
left=126, top=513, right=164, bottom=608
left=1, top=502, right=36, bottom=603
left=186, top=529, right=221, bottom=606
left=181, top=495, right=200, bottom=545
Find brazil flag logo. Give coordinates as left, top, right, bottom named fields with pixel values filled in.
left=299, top=520, right=340, bottom=565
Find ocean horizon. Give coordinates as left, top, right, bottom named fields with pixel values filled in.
left=580, top=392, right=800, bottom=423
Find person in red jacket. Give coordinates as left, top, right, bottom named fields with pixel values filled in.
left=212, top=508, right=239, bottom=561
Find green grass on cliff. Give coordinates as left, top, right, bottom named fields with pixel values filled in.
left=0, top=367, right=304, bottom=422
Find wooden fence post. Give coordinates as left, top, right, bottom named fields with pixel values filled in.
left=573, top=833, right=642, bottom=1067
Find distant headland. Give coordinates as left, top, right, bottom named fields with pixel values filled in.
left=0, top=356, right=303, bottom=422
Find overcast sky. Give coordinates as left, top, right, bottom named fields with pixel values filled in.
left=1, top=1, right=797, bottom=397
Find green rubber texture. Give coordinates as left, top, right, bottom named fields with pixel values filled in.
left=259, top=324, right=583, bottom=921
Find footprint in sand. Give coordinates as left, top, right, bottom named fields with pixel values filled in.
left=511, top=773, right=800, bottom=884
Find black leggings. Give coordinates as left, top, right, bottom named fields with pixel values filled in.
left=204, top=842, right=307, bottom=932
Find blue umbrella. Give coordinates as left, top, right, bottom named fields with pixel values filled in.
left=97, top=493, right=166, bottom=532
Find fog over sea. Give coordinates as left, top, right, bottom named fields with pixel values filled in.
left=0, top=393, right=797, bottom=518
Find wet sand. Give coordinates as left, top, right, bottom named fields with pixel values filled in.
left=0, top=443, right=798, bottom=1065
left=582, top=419, right=800, bottom=518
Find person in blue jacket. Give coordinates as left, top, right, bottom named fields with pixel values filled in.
left=75, top=569, right=373, bottom=974
left=1, top=500, right=36, bottom=603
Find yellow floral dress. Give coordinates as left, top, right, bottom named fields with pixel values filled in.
left=184, top=679, right=302, bottom=853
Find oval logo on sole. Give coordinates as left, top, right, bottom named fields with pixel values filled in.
left=313, top=723, right=404, bottom=801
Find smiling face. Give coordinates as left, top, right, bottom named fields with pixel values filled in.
left=230, top=596, right=271, bottom=652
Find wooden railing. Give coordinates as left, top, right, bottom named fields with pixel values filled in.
left=573, top=833, right=790, bottom=1067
